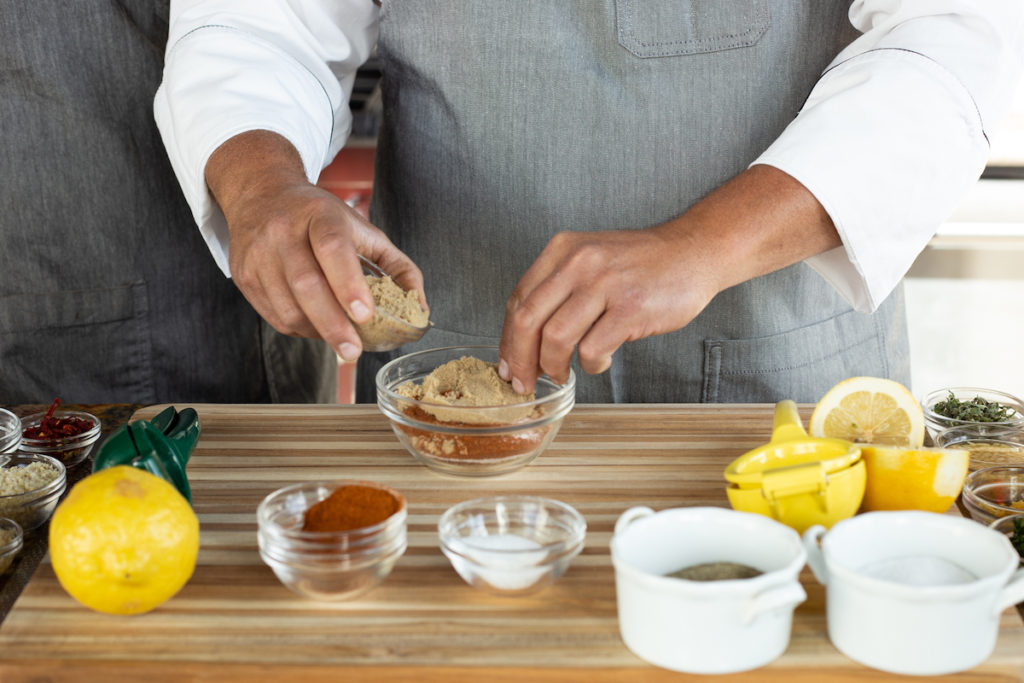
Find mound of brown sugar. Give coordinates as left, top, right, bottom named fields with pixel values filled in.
left=356, top=274, right=429, bottom=349
left=368, top=274, right=429, bottom=328
left=396, top=356, right=536, bottom=424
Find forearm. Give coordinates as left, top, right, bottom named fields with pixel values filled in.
left=652, top=164, right=841, bottom=297
left=205, top=130, right=310, bottom=225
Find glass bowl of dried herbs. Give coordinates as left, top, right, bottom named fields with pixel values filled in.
left=921, top=387, right=1024, bottom=439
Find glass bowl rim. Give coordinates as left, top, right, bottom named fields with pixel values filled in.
left=19, top=410, right=102, bottom=447
left=438, top=494, right=587, bottom=558
left=934, top=429, right=1024, bottom=451
left=0, top=517, right=24, bottom=554
left=0, top=452, right=68, bottom=500
left=259, top=537, right=408, bottom=569
left=962, top=465, right=1024, bottom=515
left=0, top=409, right=21, bottom=451
left=376, top=345, right=576, bottom=426
left=921, top=387, right=1024, bottom=426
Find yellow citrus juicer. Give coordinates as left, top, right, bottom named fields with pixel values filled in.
left=724, top=400, right=865, bottom=533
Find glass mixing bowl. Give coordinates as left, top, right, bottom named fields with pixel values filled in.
left=376, top=346, right=575, bottom=477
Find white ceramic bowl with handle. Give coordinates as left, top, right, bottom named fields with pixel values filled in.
left=611, top=506, right=807, bottom=674
left=803, top=510, right=1024, bottom=675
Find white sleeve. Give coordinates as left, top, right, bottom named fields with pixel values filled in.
left=154, top=0, right=379, bottom=276
left=754, top=0, right=1024, bottom=312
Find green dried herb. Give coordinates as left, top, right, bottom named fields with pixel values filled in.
left=932, top=392, right=1018, bottom=423
left=1011, top=517, right=1024, bottom=559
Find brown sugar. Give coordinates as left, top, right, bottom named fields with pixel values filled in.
left=395, top=356, right=535, bottom=424
left=368, top=274, right=429, bottom=327
left=355, top=274, right=429, bottom=349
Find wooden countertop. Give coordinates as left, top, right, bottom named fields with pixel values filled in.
left=0, top=403, right=1022, bottom=683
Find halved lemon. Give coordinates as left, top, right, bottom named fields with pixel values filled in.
left=859, top=445, right=968, bottom=513
left=809, top=376, right=925, bottom=447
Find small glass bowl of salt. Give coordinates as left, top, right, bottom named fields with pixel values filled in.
left=438, top=496, right=586, bottom=596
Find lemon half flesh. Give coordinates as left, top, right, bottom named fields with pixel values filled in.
left=809, top=376, right=925, bottom=447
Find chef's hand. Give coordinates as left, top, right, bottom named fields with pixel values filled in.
left=498, top=164, right=842, bottom=393
left=205, top=130, right=424, bottom=361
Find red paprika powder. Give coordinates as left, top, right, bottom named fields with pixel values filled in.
left=302, top=484, right=401, bottom=533
left=398, top=405, right=547, bottom=462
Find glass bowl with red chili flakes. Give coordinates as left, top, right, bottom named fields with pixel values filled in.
left=19, top=402, right=101, bottom=469
left=376, top=346, right=576, bottom=477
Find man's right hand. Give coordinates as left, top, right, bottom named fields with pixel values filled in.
left=205, top=130, right=424, bottom=361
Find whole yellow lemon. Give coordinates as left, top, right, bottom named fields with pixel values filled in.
left=49, top=466, right=199, bottom=615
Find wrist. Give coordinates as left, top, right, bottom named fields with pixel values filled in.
left=205, top=130, right=310, bottom=220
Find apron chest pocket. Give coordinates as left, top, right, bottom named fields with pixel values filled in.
left=615, top=0, right=770, bottom=58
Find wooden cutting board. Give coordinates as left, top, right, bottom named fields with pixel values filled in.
left=0, top=403, right=1022, bottom=683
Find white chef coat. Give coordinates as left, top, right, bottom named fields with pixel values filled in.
left=155, top=0, right=1024, bottom=313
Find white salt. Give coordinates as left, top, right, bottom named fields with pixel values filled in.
left=456, top=533, right=549, bottom=591
left=859, top=556, right=976, bottom=586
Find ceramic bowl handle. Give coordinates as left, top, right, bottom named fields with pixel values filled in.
left=742, top=582, right=807, bottom=625
left=993, top=566, right=1024, bottom=616
left=614, top=506, right=654, bottom=536
left=802, top=525, right=829, bottom=586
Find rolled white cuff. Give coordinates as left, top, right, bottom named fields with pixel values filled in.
left=755, top=48, right=990, bottom=312
left=155, top=25, right=350, bottom=275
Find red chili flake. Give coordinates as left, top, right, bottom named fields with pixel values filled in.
left=22, top=398, right=92, bottom=440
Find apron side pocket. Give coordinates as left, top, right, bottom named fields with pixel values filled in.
left=0, top=282, right=155, bottom=403
left=701, top=309, right=888, bottom=404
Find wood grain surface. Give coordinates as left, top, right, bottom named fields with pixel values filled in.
left=0, top=403, right=1022, bottom=682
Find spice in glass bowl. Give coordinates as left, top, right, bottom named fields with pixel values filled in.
left=21, top=398, right=93, bottom=439
left=302, top=484, right=401, bottom=533
left=932, top=392, right=1019, bottom=424
left=19, top=399, right=101, bottom=468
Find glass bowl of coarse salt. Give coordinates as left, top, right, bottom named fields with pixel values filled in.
left=0, top=452, right=67, bottom=532
left=438, top=495, right=586, bottom=596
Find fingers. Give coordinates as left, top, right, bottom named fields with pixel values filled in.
left=227, top=184, right=426, bottom=362
left=284, top=219, right=367, bottom=361
left=499, top=229, right=703, bottom=394
left=499, top=233, right=596, bottom=393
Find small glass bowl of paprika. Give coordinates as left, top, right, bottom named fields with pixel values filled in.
left=257, top=479, right=407, bottom=601
left=19, top=400, right=101, bottom=469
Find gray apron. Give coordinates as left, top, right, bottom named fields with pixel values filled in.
left=0, top=1, right=336, bottom=404
left=360, top=0, right=910, bottom=404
